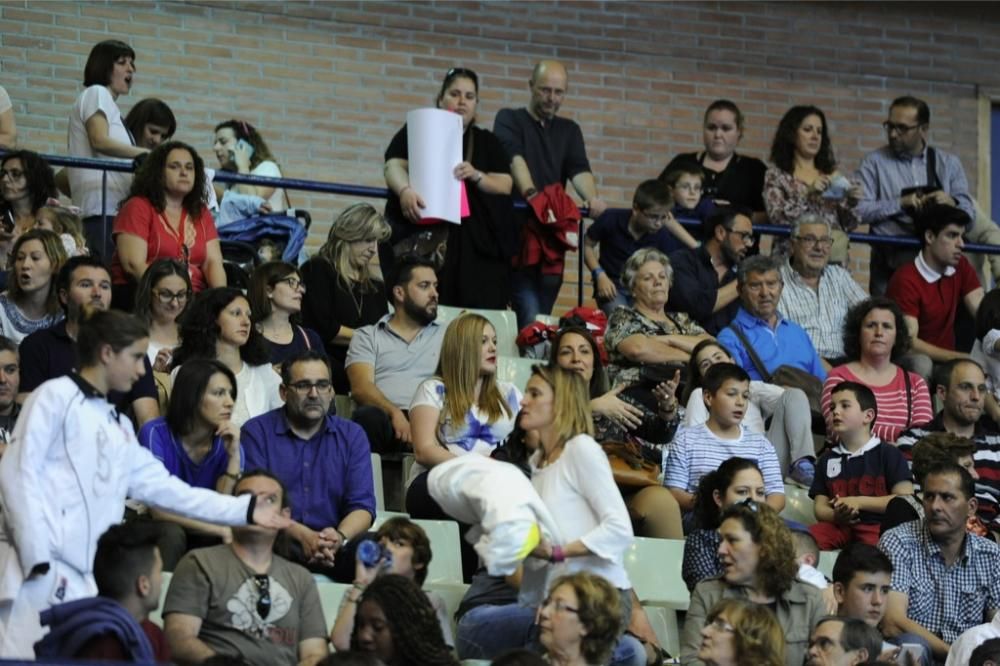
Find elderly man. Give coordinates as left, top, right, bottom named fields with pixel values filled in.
left=805, top=616, right=883, bottom=666
left=857, top=95, right=979, bottom=296
left=717, top=254, right=827, bottom=382
left=778, top=214, right=867, bottom=366
left=494, top=59, right=607, bottom=329
left=879, top=462, right=1000, bottom=663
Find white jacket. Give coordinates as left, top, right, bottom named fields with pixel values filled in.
left=0, top=375, right=253, bottom=603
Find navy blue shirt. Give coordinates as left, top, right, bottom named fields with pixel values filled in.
left=667, top=245, right=739, bottom=335
left=586, top=209, right=685, bottom=285
left=241, top=408, right=376, bottom=530
left=809, top=438, right=912, bottom=524
left=19, top=320, right=158, bottom=411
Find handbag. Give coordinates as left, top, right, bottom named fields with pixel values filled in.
left=728, top=325, right=824, bottom=416
left=601, top=440, right=660, bottom=488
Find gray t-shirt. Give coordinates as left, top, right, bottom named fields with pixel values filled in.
left=164, top=545, right=327, bottom=666
left=345, top=315, right=444, bottom=409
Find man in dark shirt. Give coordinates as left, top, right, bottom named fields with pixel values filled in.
left=17, top=255, right=159, bottom=426
left=34, top=522, right=170, bottom=662
left=0, top=336, right=20, bottom=455
left=494, top=59, right=607, bottom=329
left=668, top=208, right=753, bottom=335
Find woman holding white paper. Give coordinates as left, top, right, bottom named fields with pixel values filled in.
left=383, top=67, right=517, bottom=309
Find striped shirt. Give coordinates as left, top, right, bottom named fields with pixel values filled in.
left=663, top=423, right=784, bottom=497
left=778, top=259, right=867, bottom=359
left=822, top=365, right=933, bottom=444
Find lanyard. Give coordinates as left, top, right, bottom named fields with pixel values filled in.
left=158, top=209, right=190, bottom=264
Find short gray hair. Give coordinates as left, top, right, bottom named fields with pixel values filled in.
left=737, top=254, right=781, bottom=288
left=621, top=248, right=672, bottom=292
left=790, top=213, right=831, bottom=238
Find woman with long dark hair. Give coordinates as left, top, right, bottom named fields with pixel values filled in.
left=212, top=119, right=287, bottom=212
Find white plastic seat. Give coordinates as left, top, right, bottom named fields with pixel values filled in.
left=624, top=538, right=688, bottom=659
left=424, top=581, right=470, bottom=639
left=148, top=571, right=172, bottom=628
left=435, top=306, right=520, bottom=358
left=817, top=549, right=839, bottom=579
left=535, top=313, right=559, bottom=326
left=372, top=510, right=410, bottom=528
left=496, top=356, right=537, bottom=393
left=371, top=452, right=384, bottom=512
left=780, top=483, right=817, bottom=525
left=643, top=603, right=680, bottom=660
left=316, top=581, right=350, bottom=631
left=412, top=518, right=464, bottom=585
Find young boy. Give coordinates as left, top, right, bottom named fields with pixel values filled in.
left=662, top=164, right=716, bottom=228
left=330, top=517, right=453, bottom=650
left=664, top=363, right=785, bottom=525
left=809, top=382, right=913, bottom=549
left=584, top=178, right=698, bottom=316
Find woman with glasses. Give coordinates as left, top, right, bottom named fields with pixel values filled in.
left=382, top=66, right=516, bottom=309
left=820, top=298, right=932, bottom=445
left=248, top=261, right=323, bottom=367
left=300, top=203, right=390, bottom=393
left=171, top=287, right=281, bottom=426
left=112, top=140, right=226, bottom=309
left=697, top=599, right=784, bottom=666
left=0, top=229, right=67, bottom=345
left=681, top=501, right=824, bottom=666
left=537, top=572, right=624, bottom=666
left=136, top=358, right=242, bottom=569
left=134, top=259, right=191, bottom=370
left=1, top=150, right=58, bottom=244
left=763, top=105, right=860, bottom=264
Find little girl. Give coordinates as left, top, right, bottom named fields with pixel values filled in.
left=36, top=202, right=88, bottom=257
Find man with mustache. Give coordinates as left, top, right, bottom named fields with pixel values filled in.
left=346, top=255, right=444, bottom=455
left=717, top=254, right=826, bottom=382
left=878, top=461, right=1000, bottom=664
left=241, top=350, right=375, bottom=584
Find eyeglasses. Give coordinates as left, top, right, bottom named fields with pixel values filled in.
left=155, top=288, right=191, bottom=304
left=253, top=574, right=271, bottom=619
left=446, top=67, right=479, bottom=85
left=708, top=617, right=735, bottom=633
left=793, top=234, right=834, bottom=248
left=882, top=121, right=922, bottom=135
left=0, top=169, right=24, bottom=181
left=726, top=228, right=755, bottom=245
left=541, top=596, right=579, bottom=614
left=287, top=380, right=334, bottom=395
left=276, top=276, right=305, bottom=291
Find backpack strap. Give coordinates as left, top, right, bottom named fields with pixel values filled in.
left=728, top=324, right=773, bottom=383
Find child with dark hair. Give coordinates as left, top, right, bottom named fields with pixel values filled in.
left=809, top=381, right=913, bottom=549
left=662, top=163, right=716, bottom=229
left=332, top=517, right=453, bottom=652
left=664, top=363, right=785, bottom=530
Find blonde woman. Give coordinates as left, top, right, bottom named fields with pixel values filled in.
left=0, top=229, right=67, bottom=344
left=300, top=202, right=390, bottom=392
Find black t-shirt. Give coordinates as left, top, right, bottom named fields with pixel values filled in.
left=493, top=107, right=591, bottom=191
left=660, top=151, right=767, bottom=214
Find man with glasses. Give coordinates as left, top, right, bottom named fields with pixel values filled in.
left=242, top=350, right=375, bottom=583
left=494, top=59, right=608, bottom=329
left=779, top=214, right=867, bottom=366
left=583, top=179, right=690, bottom=316
left=858, top=95, right=978, bottom=295
left=668, top=207, right=754, bottom=335
left=718, top=254, right=826, bottom=383
left=805, top=617, right=883, bottom=666
left=17, top=255, right=159, bottom=426
left=163, top=470, right=329, bottom=665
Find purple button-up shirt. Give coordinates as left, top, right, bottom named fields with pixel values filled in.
left=241, top=409, right=376, bottom=529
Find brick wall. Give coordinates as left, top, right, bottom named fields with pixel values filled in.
left=2, top=0, right=998, bottom=313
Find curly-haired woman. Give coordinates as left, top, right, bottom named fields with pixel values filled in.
left=681, top=501, right=824, bottom=666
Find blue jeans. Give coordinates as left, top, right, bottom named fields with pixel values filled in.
left=597, top=288, right=631, bottom=318
left=511, top=267, right=563, bottom=331
left=889, top=633, right=934, bottom=666
left=456, top=604, right=644, bottom=666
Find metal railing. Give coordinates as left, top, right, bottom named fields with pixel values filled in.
left=22, top=151, right=1000, bottom=306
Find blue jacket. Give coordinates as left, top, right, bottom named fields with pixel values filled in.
left=35, top=596, right=154, bottom=661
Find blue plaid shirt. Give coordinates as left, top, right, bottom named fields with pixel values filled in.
left=878, top=520, right=1000, bottom=643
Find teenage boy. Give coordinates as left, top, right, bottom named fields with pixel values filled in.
left=330, top=517, right=452, bottom=651
left=831, top=544, right=900, bottom=660
left=583, top=179, right=697, bottom=316
left=663, top=362, right=785, bottom=521
left=662, top=164, right=716, bottom=228
left=809, top=382, right=913, bottom=549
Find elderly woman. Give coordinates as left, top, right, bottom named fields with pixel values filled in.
left=821, top=298, right=932, bottom=444
left=764, top=105, right=860, bottom=263
left=299, top=203, right=390, bottom=393
left=383, top=67, right=516, bottom=308
left=604, top=248, right=711, bottom=440
left=697, top=599, right=784, bottom=666
left=681, top=502, right=825, bottom=666
left=538, top=572, right=624, bottom=666
left=659, top=99, right=768, bottom=222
